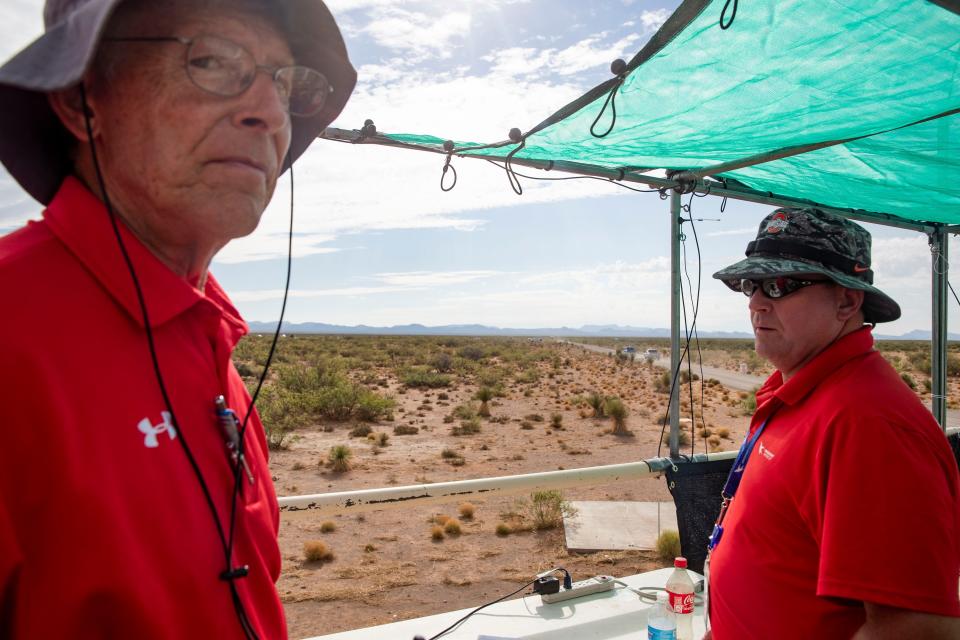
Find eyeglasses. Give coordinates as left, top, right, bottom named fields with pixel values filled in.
left=734, top=277, right=831, bottom=299
left=103, top=34, right=331, bottom=117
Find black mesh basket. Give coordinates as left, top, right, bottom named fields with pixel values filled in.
left=665, top=458, right=735, bottom=575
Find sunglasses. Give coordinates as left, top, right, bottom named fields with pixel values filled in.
left=734, top=277, right=831, bottom=299
left=103, top=34, right=332, bottom=117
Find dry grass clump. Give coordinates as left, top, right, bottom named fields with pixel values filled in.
left=430, top=525, right=445, bottom=541
left=303, top=540, right=334, bottom=562
left=495, top=522, right=511, bottom=536
left=348, top=424, right=372, bottom=438
left=655, top=530, right=681, bottom=563
left=458, top=502, right=475, bottom=520
left=320, top=521, right=337, bottom=533
left=367, top=431, right=389, bottom=446
left=393, top=425, right=419, bottom=435
left=443, top=519, right=462, bottom=535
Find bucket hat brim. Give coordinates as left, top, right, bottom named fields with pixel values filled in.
left=713, top=256, right=902, bottom=324
left=0, top=0, right=356, bottom=205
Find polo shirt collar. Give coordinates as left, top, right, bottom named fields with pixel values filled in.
left=44, top=176, right=248, bottom=342
left=753, top=326, right=874, bottom=424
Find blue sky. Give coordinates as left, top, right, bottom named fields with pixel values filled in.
left=0, top=0, right=951, bottom=334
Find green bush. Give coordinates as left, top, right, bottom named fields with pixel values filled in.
left=452, top=417, right=482, bottom=436
left=401, top=367, right=452, bottom=388
left=327, top=445, right=352, bottom=472
left=458, top=346, right=485, bottom=361
left=587, top=392, right=606, bottom=417
left=740, top=387, right=758, bottom=416
left=527, top=490, right=576, bottom=530
left=901, top=372, right=917, bottom=390
left=604, top=397, right=630, bottom=435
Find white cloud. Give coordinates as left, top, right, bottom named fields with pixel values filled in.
left=230, top=285, right=419, bottom=303
left=361, top=8, right=471, bottom=60
left=374, top=270, right=503, bottom=287
left=705, top=226, right=756, bottom=237
left=640, top=8, right=671, bottom=32
left=484, top=33, right=641, bottom=79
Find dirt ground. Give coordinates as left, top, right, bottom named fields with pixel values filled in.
left=269, top=341, right=759, bottom=638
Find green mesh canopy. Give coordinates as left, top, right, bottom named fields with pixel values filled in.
left=368, top=0, right=960, bottom=224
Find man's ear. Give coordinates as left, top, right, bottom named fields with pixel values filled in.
left=48, top=84, right=98, bottom=142
left=837, top=287, right=865, bottom=321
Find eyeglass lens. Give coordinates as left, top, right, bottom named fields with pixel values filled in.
left=184, top=35, right=329, bottom=116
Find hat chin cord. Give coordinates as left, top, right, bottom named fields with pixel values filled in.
left=77, top=83, right=297, bottom=640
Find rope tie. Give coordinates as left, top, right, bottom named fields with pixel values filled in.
left=505, top=127, right=525, bottom=195
left=439, top=139, right=457, bottom=192
left=590, top=59, right=628, bottom=138
left=720, top=0, right=738, bottom=29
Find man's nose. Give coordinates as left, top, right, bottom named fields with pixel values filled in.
left=232, top=69, right=290, bottom=135
left=748, top=287, right=771, bottom=313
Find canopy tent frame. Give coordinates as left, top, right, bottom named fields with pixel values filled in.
left=321, top=126, right=952, bottom=455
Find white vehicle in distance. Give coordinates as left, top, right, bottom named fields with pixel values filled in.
left=643, top=348, right=660, bottom=363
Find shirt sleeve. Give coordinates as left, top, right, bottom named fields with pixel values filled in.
left=812, top=414, right=960, bottom=616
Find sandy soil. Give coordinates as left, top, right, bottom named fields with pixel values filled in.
left=270, top=342, right=756, bottom=638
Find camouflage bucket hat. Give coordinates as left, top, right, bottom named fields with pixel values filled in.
left=712, top=207, right=901, bottom=323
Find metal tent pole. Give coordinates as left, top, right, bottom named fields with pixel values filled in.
left=931, top=226, right=949, bottom=430
left=669, top=191, right=682, bottom=458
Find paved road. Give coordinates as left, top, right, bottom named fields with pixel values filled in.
left=561, top=340, right=960, bottom=429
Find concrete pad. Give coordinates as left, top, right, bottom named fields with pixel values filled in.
left=563, top=501, right=678, bottom=552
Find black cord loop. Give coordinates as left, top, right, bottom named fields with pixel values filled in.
left=220, top=565, right=250, bottom=581
left=440, top=154, right=458, bottom=192
left=590, top=79, right=623, bottom=138
left=505, top=139, right=526, bottom=195
left=720, top=0, right=738, bottom=29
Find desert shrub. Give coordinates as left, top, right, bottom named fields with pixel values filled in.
left=604, top=397, right=630, bottom=435
left=432, top=352, right=454, bottom=373
left=437, top=392, right=449, bottom=400
left=949, top=353, right=960, bottom=377
left=327, top=445, right=353, bottom=472
left=303, top=540, right=333, bottom=562
left=907, top=350, right=931, bottom=374
left=430, top=525, right=444, bottom=541
left=457, top=346, right=485, bottom=361
left=520, top=421, right=534, bottom=430
left=678, top=369, right=700, bottom=383
left=515, top=369, right=540, bottom=384
left=393, top=425, right=419, bottom=435
left=524, top=413, right=544, bottom=422
left=707, top=434, right=722, bottom=450
left=368, top=432, right=389, bottom=446
left=452, top=417, right=481, bottom=436
left=587, top=392, right=606, bottom=417
left=655, top=530, right=681, bottom=563
left=354, top=391, right=395, bottom=421
left=475, top=387, right=494, bottom=417
left=401, top=367, right=452, bottom=388
left=452, top=403, right=477, bottom=420
left=715, top=426, right=731, bottom=439
left=441, top=448, right=463, bottom=461
left=349, top=424, right=372, bottom=438
left=662, top=429, right=691, bottom=447
left=320, top=521, right=336, bottom=533
left=234, top=361, right=261, bottom=378
left=550, top=413, right=563, bottom=429
left=458, top=502, right=475, bottom=520
left=527, top=490, right=576, bottom=530
left=653, top=372, right=672, bottom=394
left=443, top=519, right=462, bottom=535
left=740, top=387, right=759, bottom=415
left=901, top=372, right=917, bottom=390
left=495, top=523, right=511, bottom=536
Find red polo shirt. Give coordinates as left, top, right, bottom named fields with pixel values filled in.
left=0, top=177, right=286, bottom=638
left=709, top=327, right=960, bottom=639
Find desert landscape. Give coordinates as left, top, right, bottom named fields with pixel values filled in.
left=231, top=334, right=957, bottom=638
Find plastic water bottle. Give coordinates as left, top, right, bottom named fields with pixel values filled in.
left=647, top=591, right=676, bottom=639
left=666, top=557, right=695, bottom=640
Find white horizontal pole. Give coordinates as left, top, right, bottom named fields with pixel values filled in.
left=278, top=452, right=738, bottom=517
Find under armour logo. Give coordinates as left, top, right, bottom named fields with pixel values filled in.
left=137, top=411, right=177, bottom=448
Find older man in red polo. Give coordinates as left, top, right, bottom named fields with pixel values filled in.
left=0, top=0, right=355, bottom=637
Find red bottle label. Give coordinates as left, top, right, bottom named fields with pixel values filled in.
left=668, top=590, right=694, bottom=614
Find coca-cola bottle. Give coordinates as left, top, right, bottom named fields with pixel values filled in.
left=666, top=557, right=694, bottom=640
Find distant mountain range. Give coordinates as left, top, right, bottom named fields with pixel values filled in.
left=245, top=321, right=958, bottom=341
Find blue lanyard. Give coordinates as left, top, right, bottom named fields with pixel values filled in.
left=708, top=418, right=770, bottom=551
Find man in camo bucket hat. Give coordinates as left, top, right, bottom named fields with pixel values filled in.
left=705, top=207, right=960, bottom=638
